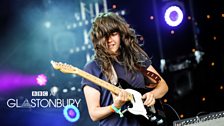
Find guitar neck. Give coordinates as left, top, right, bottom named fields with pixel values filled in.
left=50, top=60, right=134, bottom=101
left=74, top=67, right=121, bottom=95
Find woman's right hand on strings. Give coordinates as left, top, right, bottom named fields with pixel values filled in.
left=112, top=89, right=129, bottom=108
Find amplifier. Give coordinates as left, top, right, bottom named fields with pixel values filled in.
left=173, top=111, right=224, bottom=126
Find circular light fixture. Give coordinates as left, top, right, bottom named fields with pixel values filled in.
left=164, top=6, right=184, bottom=27
left=63, top=105, right=80, bottom=122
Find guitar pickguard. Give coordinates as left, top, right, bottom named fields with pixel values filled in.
left=117, top=78, right=167, bottom=126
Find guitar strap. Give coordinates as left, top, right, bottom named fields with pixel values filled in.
left=110, top=64, right=161, bottom=89
left=138, top=67, right=161, bottom=88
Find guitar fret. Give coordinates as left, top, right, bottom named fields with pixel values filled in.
left=50, top=61, right=133, bottom=102
left=80, top=70, right=133, bottom=100
left=76, top=68, right=121, bottom=95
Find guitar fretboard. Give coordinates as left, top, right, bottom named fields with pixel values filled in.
left=75, top=67, right=133, bottom=100
left=50, top=60, right=133, bottom=101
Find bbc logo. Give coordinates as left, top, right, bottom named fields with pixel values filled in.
left=32, top=91, right=48, bottom=96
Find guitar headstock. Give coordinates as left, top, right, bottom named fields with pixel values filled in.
left=50, top=60, right=78, bottom=74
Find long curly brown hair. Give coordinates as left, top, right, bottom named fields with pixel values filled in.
left=90, top=12, right=149, bottom=81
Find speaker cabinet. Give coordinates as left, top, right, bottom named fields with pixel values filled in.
left=173, top=111, right=224, bottom=126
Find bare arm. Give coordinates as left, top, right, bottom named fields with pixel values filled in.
left=83, top=85, right=129, bottom=121
left=142, top=65, right=168, bottom=106
left=146, top=65, right=168, bottom=99
left=83, top=85, right=113, bottom=121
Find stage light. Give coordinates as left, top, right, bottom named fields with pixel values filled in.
left=211, top=62, right=215, bottom=66
left=72, top=23, right=77, bottom=28
left=81, top=46, right=86, bottom=51
left=187, top=16, right=192, bottom=20
left=121, top=10, right=126, bottom=15
left=170, top=30, right=175, bottom=34
left=201, top=97, right=206, bottom=102
left=84, top=20, right=89, bottom=25
left=50, top=86, right=59, bottom=96
left=70, top=86, right=76, bottom=91
left=112, top=4, right=117, bottom=9
left=164, top=5, right=183, bottom=27
left=180, top=114, right=184, bottom=118
left=77, top=88, right=82, bottom=92
left=66, top=25, right=71, bottom=30
left=63, top=105, right=80, bottom=122
left=36, top=74, right=47, bottom=86
left=79, top=22, right=83, bottom=26
left=75, top=47, right=80, bottom=52
left=206, top=14, right=211, bottom=19
left=44, top=21, right=51, bottom=28
left=63, top=88, right=68, bottom=93
left=161, top=0, right=185, bottom=27
left=220, top=85, right=223, bottom=90
left=0, top=72, right=47, bottom=93
left=69, top=48, right=74, bottom=54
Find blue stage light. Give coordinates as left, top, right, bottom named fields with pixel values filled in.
left=63, top=104, right=80, bottom=122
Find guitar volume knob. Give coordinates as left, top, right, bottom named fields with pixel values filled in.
left=157, top=119, right=164, bottom=125
left=150, top=116, right=157, bottom=121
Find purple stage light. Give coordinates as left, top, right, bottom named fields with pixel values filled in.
left=164, top=6, right=183, bottom=27
left=0, top=71, right=47, bottom=93
left=63, top=105, right=80, bottom=122
left=36, top=74, right=47, bottom=86
left=68, top=109, right=76, bottom=118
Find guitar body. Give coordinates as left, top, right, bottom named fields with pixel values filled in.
left=117, top=79, right=167, bottom=126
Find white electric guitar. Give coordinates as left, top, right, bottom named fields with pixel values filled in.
left=50, top=61, right=166, bottom=125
